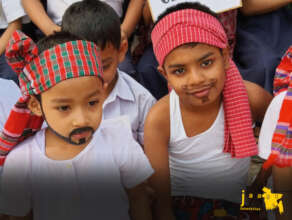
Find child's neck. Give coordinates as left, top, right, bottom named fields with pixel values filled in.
left=105, top=73, right=119, bottom=97
left=179, top=96, right=222, bottom=137
left=180, top=95, right=222, bottom=115
left=44, top=128, right=89, bottom=161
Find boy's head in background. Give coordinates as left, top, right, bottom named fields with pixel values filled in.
left=152, top=2, right=230, bottom=109
left=2, top=31, right=106, bottom=153
left=62, top=0, right=128, bottom=93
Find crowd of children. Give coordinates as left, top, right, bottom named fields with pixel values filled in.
left=0, top=0, right=291, bottom=220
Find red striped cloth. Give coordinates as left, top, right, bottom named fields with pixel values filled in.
left=0, top=31, right=103, bottom=166
left=263, top=46, right=292, bottom=169
left=151, top=9, right=257, bottom=158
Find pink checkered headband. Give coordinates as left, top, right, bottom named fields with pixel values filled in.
left=151, top=9, right=258, bottom=158
left=152, top=9, right=227, bottom=66
left=0, top=31, right=103, bottom=165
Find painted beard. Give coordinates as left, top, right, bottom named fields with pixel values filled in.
left=48, top=126, right=95, bottom=146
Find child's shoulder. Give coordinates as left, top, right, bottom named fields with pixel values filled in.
left=145, top=94, right=170, bottom=133
left=99, top=115, right=134, bottom=143
left=4, top=130, right=41, bottom=166
left=118, top=70, right=156, bottom=102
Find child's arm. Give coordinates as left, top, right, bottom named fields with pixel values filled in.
left=121, top=0, right=145, bottom=39
left=244, top=80, right=273, bottom=122
left=21, top=0, right=60, bottom=36
left=144, top=97, right=176, bottom=220
left=0, top=19, right=22, bottom=55
left=248, top=166, right=272, bottom=193
left=241, top=0, right=292, bottom=16
left=273, top=166, right=292, bottom=220
left=126, top=182, right=153, bottom=220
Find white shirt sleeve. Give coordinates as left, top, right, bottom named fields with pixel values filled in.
left=111, top=116, right=154, bottom=189
left=258, top=91, right=286, bottom=160
left=0, top=143, right=32, bottom=216
left=2, top=0, right=29, bottom=23
left=137, top=95, right=156, bottom=146
left=0, top=79, right=21, bottom=130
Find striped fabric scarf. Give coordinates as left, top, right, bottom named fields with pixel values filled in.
left=151, top=9, right=257, bottom=158
left=263, top=46, right=292, bottom=169
left=0, top=31, right=103, bottom=166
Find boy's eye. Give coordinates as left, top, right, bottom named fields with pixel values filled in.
left=201, top=59, right=213, bottom=67
left=102, top=64, right=111, bottom=70
left=173, top=68, right=185, bottom=75
left=89, top=100, right=99, bottom=106
left=57, top=106, right=70, bottom=112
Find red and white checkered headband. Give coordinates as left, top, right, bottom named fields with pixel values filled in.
left=151, top=9, right=227, bottom=66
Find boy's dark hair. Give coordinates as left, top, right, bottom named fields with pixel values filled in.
left=155, top=2, right=219, bottom=26
left=61, top=0, right=121, bottom=50
left=37, top=31, right=81, bottom=54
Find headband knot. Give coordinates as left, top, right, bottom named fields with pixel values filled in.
left=5, top=30, right=38, bottom=75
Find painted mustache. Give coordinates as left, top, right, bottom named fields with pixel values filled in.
left=69, top=127, right=94, bottom=145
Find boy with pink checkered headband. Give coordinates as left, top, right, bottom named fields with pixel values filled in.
left=0, top=31, right=153, bottom=220
left=144, top=3, right=272, bottom=220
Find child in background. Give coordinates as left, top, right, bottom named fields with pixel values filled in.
left=61, top=0, right=156, bottom=146
left=258, top=46, right=292, bottom=220
left=21, top=0, right=145, bottom=77
left=0, top=0, right=30, bottom=83
left=0, top=31, right=153, bottom=220
left=144, top=3, right=272, bottom=220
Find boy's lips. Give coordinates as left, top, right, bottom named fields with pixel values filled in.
left=186, top=86, right=212, bottom=98
left=71, top=131, right=92, bottom=140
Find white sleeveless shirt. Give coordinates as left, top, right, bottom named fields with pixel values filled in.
left=169, top=90, right=250, bottom=203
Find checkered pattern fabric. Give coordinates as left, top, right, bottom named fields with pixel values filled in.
left=0, top=31, right=103, bottom=166
left=263, top=46, right=292, bottom=168
left=151, top=9, right=257, bottom=158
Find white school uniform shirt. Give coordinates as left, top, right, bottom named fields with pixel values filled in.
left=258, top=91, right=286, bottom=160
left=47, top=0, right=124, bottom=25
left=168, top=90, right=250, bottom=203
left=0, top=116, right=154, bottom=220
left=103, top=69, right=156, bottom=145
left=0, top=79, right=21, bottom=129
left=0, top=0, right=30, bottom=28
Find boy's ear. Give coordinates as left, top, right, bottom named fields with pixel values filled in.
left=222, top=47, right=230, bottom=69
left=157, top=66, right=168, bottom=80
left=28, top=96, right=42, bottom=117
left=118, top=37, right=128, bottom=63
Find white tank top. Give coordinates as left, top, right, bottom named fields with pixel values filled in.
left=169, top=90, right=250, bottom=203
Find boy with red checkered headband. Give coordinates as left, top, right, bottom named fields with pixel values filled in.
left=0, top=31, right=153, bottom=220
left=144, top=3, right=272, bottom=220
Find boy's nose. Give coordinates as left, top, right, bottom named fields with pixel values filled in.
left=187, top=69, right=206, bottom=86
left=72, top=108, right=90, bottom=127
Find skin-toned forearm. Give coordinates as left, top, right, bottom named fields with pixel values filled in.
left=0, top=19, right=22, bottom=55
left=21, top=0, right=60, bottom=36
left=244, top=80, right=273, bottom=123
left=126, top=183, right=153, bottom=220
left=121, top=0, right=145, bottom=38
left=241, top=0, right=292, bottom=16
